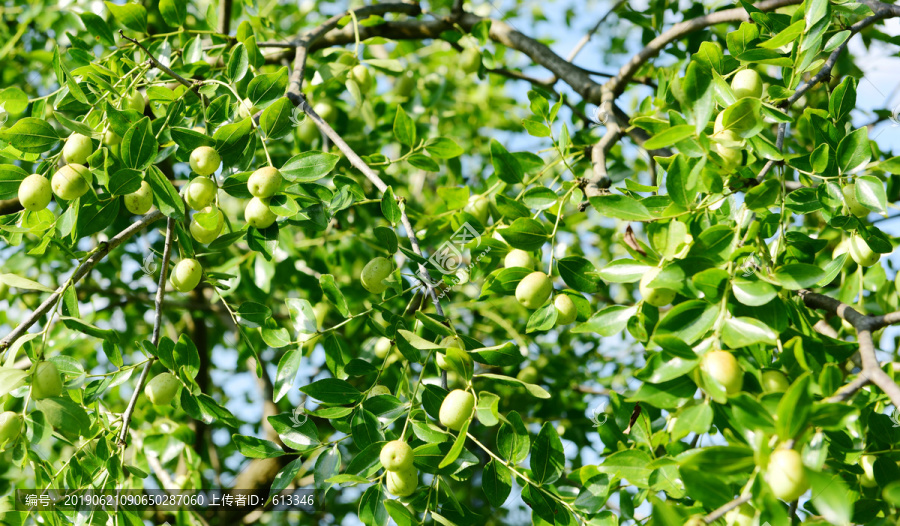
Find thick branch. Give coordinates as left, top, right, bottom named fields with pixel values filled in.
left=0, top=210, right=165, bottom=354
left=0, top=198, right=22, bottom=216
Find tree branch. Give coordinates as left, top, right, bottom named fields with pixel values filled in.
left=0, top=198, right=22, bottom=216
left=118, top=30, right=195, bottom=90
left=703, top=493, right=751, bottom=524
left=218, top=0, right=233, bottom=36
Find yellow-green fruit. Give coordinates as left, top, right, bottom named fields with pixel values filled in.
left=18, top=174, right=52, bottom=211
left=125, top=90, right=146, bottom=113
left=237, top=98, right=258, bottom=120
left=298, top=119, right=319, bottom=143
left=464, top=195, right=489, bottom=224
left=247, top=166, right=283, bottom=198
left=460, top=47, right=482, bottom=74
left=713, top=112, right=741, bottom=145
left=380, top=440, right=414, bottom=471
left=702, top=350, right=743, bottom=395
left=192, top=126, right=207, bottom=134
left=144, top=372, right=181, bottom=406
left=63, top=133, right=93, bottom=165
left=124, top=181, right=154, bottom=215
left=850, top=235, right=880, bottom=267
left=31, top=361, right=63, bottom=400
left=516, top=272, right=552, bottom=309
left=437, top=336, right=471, bottom=371
left=103, top=129, right=122, bottom=146
left=859, top=454, right=877, bottom=487
left=715, top=143, right=742, bottom=166
left=394, top=72, right=415, bottom=98
left=843, top=183, right=869, bottom=217
left=504, top=249, right=532, bottom=269
left=761, top=369, right=790, bottom=393
left=439, top=389, right=475, bottom=431
left=765, top=448, right=809, bottom=501
left=374, top=337, right=393, bottom=359
left=554, top=294, right=578, bottom=325
left=385, top=466, right=417, bottom=497
left=190, top=206, right=224, bottom=244
left=185, top=177, right=217, bottom=211
left=313, top=102, right=335, bottom=121
left=361, top=257, right=393, bottom=294
left=724, top=503, right=755, bottom=526
left=349, top=65, right=373, bottom=93
left=0, top=411, right=23, bottom=446
left=51, top=164, right=92, bottom=200
left=189, top=146, right=221, bottom=176
left=245, top=197, right=277, bottom=229
left=731, top=69, right=763, bottom=99
left=369, top=385, right=391, bottom=397
left=517, top=365, right=538, bottom=384
left=639, top=267, right=676, bottom=307
left=171, top=258, right=202, bottom=292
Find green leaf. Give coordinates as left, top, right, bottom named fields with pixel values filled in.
left=158, top=0, right=187, bottom=27
left=381, top=186, right=401, bottom=225
left=482, top=460, right=512, bottom=507
left=721, top=98, right=764, bottom=138
left=300, top=378, right=363, bottom=404
left=270, top=457, right=304, bottom=495
left=773, top=264, right=825, bottom=289
left=78, top=12, right=116, bottom=46
left=598, top=450, right=653, bottom=488
left=0, top=164, right=29, bottom=200
left=145, top=166, right=185, bottom=219
left=237, top=302, right=272, bottom=326
left=76, top=197, right=119, bottom=239
left=490, top=139, right=524, bottom=184
left=0, top=273, right=55, bottom=292
left=557, top=256, right=601, bottom=293
left=530, top=423, right=565, bottom=485
left=438, top=419, right=469, bottom=468
left=121, top=117, right=158, bottom=170
left=644, top=124, right=695, bottom=150
left=0, top=368, right=28, bottom=398
left=108, top=168, right=142, bottom=196
left=808, top=471, right=852, bottom=526
left=574, top=305, right=636, bottom=336
left=497, top=411, right=530, bottom=463
left=393, top=106, right=416, bottom=147
left=260, top=98, right=295, bottom=140
left=522, top=187, right=557, bottom=210
left=281, top=151, right=340, bottom=182
left=776, top=373, right=811, bottom=439
left=232, top=434, right=284, bottom=459
left=0, top=118, right=59, bottom=153
left=36, top=397, right=91, bottom=437
left=227, top=43, right=249, bottom=83
left=498, top=218, right=548, bottom=251
left=589, top=195, right=654, bottom=221
left=247, top=67, right=289, bottom=107
left=475, top=373, right=551, bottom=399
left=722, top=316, right=777, bottom=348
left=320, top=274, right=350, bottom=317
left=425, top=137, right=463, bottom=159
left=855, top=175, right=887, bottom=214
left=104, top=1, right=147, bottom=32
left=837, top=127, right=871, bottom=174
left=274, top=349, right=301, bottom=403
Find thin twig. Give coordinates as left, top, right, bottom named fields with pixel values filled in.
left=703, top=494, right=751, bottom=523
left=118, top=30, right=195, bottom=90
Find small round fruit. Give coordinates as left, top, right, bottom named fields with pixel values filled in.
left=639, top=267, right=676, bottom=307
left=516, top=272, right=552, bottom=309
left=460, top=47, right=481, bottom=74
left=349, top=65, right=373, bottom=93
left=190, top=206, right=225, bottom=244
left=369, top=385, right=391, bottom=397
left=237, top=98, right=258, bottom=120
left=374, top=337, right=393, bottom=359
left=761, top=369, right=790, bottom=393
left=437, top=336, right=472, bottom=371
left=386, top=466, right=417, bottom=497
left=464, top=195, right=489, bottom=224
left=31, top=361, right=63, bottom=400
left=517, top=365, right=539, bottom=384
left=189, top=146, right=221, bottom=176
left=313, top=102, right=335, bottom=121
left=850, top=235, right=880, bottom=267
left=724, top=503, right=755, bottom=526
left=361, top=257, right=393, bottom=294
left=103, top=129, right=122, bottom=146
left=171, top=258, right=203, bottom=292
left=859, top=454, right=877, bottom=488
left=144, top=372, right=181, bottom=406
left=731, top=69, right=763, bottom=99
left=715, top=143, right=743, bottom=167
left=297, top=119, right=318, bottom=143
left=554, top=294, right=578, bottom=325
left=125, top=90, right=146, bottom=113
left=247, top=166, right=283, bottom=198
left=843, top=183, right=869, bottom=217
left=0, top=411, right=23, bottom=446
left=18, top=174, right=52, bottom=211
left=394, top=72, right=415, bottom=98
left=124, top=181, right=154, bottom=215
left=504, top=249, right=532, bottom=269
left=766, top=448, right=809, bottom=501
left=185, top=177, right=218, bottom=211
left=51, top=164, right=92, bottom=200
left=63, top=133, right=93, bottom=165
left=439, top=389, right=475, bottom=431
left=245, top=197, right=277, bottom=229
left=380, top=440, right=414, bottom=472
left=702, top=350, right=743, bottom=395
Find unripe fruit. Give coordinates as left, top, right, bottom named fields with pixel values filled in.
left=859, top=454, right=877, bottom=488
left=439, top=389, right=475, bottom=431
left=731, top=69, right=763, bottom=99
left=185, top=177, right=217, bottom=210
left=517, top=365, right=538, bottom=384
left=51, top=164, right=92, bottom=200
left=361, top=257, right=393, bottom=294
left=247, top=167, right=283, bottom=198
left=245, top=197, right=277, bottom=229
left=103, top=129, right=122, bottom=146
left=843, top=183, right=869, bottom=217
left=765, top=448, right=809, bottom=501
left=850, top=235, right=880, bottom=267
left=504, top=249, right=532, bottom=269
left=516, top=272, right=552, bottom=309
left=374, top=337, right=393, bottom=359
left=460, top=48, right=481, bottom=74
left=31, top=361, right=63, bottom=399
left=436, top=336, right=472, bottom=371
left=0, top=411, right=23, bottom=447
left=385, top=466, right=417, bottom=497
left=144, top=372, right=181, bottom=406
left=125, top=90, right=146, bottom=113
left=713, top=112, right=741, bottom=144
left=639, top=267, right=676, bottom=307
left=313, top=102, right=335, bottom=121
left=18, top=174, right=52, bottom=211
left=237, top=98, right=258, bottom=120
left=190, top=206, right=224, bottom=244
left=702, top=350, right=742, bottom=395
left=724, top=503, right=755, bottom=526
left=715, top=143, right=743, bottom=167
left=554, top=294, right=577, bottom=325
left=192, top=126, right=207, bottom=134
left=380, top=440, right=414, bottom=471
left=297, top=119, right=318, bottom=143
left=63, top=133, right=93, bottom=165
left=394, top=72, right=415, bottom=98
left=369, top=385, right=391, bottom=397
left=124, top=181, right=154, bottom=215
left=171, top=258, right=202, bottom=292
left=189, top=146, right=221, bottom=176
left=464, top=195, right=489, bottom=224
left=349, top=65, right=373, bottom=93
left=761, top=369, right=790, bottom=393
